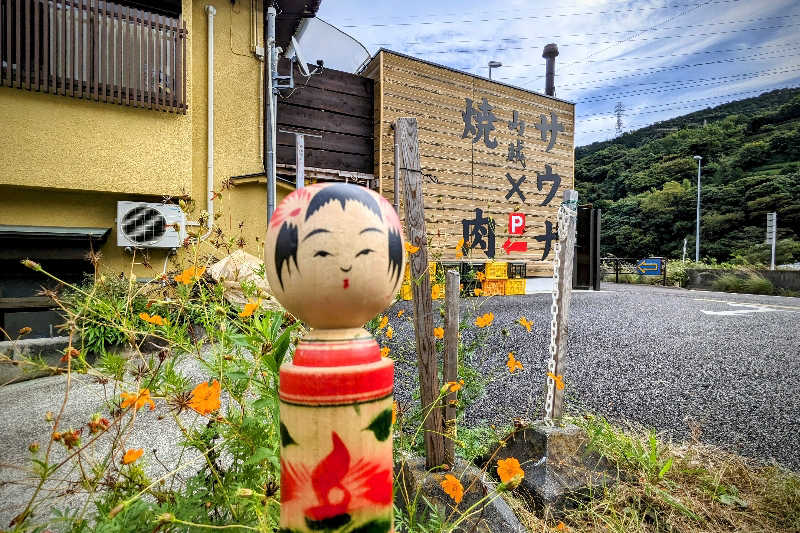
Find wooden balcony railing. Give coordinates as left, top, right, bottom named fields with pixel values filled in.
left=0, top=0, right=186, bottom=113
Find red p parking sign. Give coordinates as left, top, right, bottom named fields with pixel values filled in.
left=508, top=213, right=526, bottom=235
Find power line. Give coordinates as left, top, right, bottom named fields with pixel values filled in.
left=380, top=22, right=800, bottom=57
left=505, top=44, right=800, bottom=80
left=507, top=49, right=800, bottom=88
left=578, top=88, right=793, bottom=120
left=335, top=0, right=745, bottom=28
left=367, top=13, right=797, bottom=48
left=572, top=66, right=800, bottom=103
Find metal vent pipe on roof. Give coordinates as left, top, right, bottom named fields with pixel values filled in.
left=542, top=43, right=559, bottom=97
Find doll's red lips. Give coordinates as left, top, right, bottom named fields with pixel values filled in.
left=343, top=278, right=349, bottom=289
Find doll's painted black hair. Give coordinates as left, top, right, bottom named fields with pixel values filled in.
left=275, top=184, right=403, bottom=289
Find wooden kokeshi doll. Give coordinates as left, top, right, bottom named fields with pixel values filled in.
left=265, top=183, right=404, bottom=532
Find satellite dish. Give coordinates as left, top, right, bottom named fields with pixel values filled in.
left=291, top=36, right=310, bottom=77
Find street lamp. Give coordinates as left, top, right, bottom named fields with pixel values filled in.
left=488, top=60, right=502, bottom=80
left=693, top=155, right=702, bottom=262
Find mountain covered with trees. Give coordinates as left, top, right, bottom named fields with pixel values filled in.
left=575, top=87, right=800, bottom=264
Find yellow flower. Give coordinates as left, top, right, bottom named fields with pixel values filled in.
left=386, top=326, right=394, bottom=340
left=507, top=352, right=523, bottom=374
left=174, top=266, right=206, bottom=285
left=446, top=379, right=464, bottom=393
left=433, top=327, right=444, bottom=339
left=139, top=312, right=166, bottom=326
left=120, top=389, right=155, bottom=411
left=378, top=315, right=388, bottom=330
left=518, top=316, right=533, bottom=332
left=122, top=448, right=144, bottom=465
left=405, top=242, right=420, bottom=254
left=188, top=379, right=222, bottom=415
left=440, top=474, right=464, bottom=503
left=239, top=298, right=262, bottom=317
left=474, top=312, right=494, bottom=328
left=380, top=346, right=391, bottom=358
left=473, top=288, right=483, bottom=296
left=547, top=372, right=565, bottom=390
left=397, top=310, right=405, bottom=317
left=497, top=457, right=525, bottom=488
left=476, top=271, right=486, bottom=282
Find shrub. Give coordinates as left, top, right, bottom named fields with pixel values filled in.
left=741, top=273, right=775, bottom=295
left=712, top=273, right=745, bottom=293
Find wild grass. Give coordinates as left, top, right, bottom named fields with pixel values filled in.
left=498, top=414, right=800, bottom=533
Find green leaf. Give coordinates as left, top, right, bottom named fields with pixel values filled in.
left=245, top=446, right=277, bottom=467
left=658, top=457, right=674, bottom=479
left=272, top=327, right=293, bottom=369
left=365, top=408, right=393, bottom=442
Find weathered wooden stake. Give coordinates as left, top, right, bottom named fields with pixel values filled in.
left=443, top=269, right=460, bottom=466
left=396, top=117, right=445, bottom=469
left=545, top=189, right=578, bottom=422
left=265, top=183, right=402, bottom=531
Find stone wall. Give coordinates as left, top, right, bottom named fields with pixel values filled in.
left=686, top=269, right=800, bottom=291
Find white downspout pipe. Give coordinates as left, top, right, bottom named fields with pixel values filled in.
left=200, top=5, right=216, bottom=241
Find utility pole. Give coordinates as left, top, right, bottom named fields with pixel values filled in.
left=767, top=212, right=777, bottom=270
left=682, top=238, right=687, bottom=262
left=693, top=155, right=702, bottom=262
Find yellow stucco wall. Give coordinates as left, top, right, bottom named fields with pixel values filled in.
left=0, top=0, right=286, bottom=277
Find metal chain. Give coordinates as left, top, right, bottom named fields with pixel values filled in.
left=544, top=202, right=576, bottom=421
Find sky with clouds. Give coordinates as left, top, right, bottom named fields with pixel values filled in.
left=315, top=0, right=800, bottom=146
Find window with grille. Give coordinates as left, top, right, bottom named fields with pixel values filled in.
left=0, top=0, right=187, bottom=113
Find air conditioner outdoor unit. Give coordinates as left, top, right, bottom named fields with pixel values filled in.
left=116, top=201, right=186, bottom=249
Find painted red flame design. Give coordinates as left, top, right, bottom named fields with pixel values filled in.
left=281, top=431, right=392, bottom=521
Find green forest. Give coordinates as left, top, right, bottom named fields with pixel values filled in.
left=575, top=87, right=800, bottom=264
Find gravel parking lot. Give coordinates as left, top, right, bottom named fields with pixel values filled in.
left=386, top=283, right=800, bottom=471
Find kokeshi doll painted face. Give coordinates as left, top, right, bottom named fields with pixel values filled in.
left=265, top=183, right=405, bottom=330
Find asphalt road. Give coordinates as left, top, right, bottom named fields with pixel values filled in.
left=386, top=283, right=800, bottom=472
left=1, top=283, right=798, bottom=526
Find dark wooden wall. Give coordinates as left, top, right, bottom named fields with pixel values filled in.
left=277, top=60, right=374, bottom=174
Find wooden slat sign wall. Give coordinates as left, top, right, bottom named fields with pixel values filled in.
left=371, top=50, right=575, bottom=275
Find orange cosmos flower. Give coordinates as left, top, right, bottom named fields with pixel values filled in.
left=433, top=327, right=444, bottom=339
left=473, top=288, right=483, bottom=296
left=555, top=522, right=568, bottom=531
left=139, top=312, right=166, bottom=326
left=122, top=448, right=144, bottom=465
left=120, top=389, right=155, bottom=411
left=386, top=326, right=394, bottom=340
left=547, top=372, right=565, bottom=390
left=519, top=316, right=533, bottom=332
left=476, top=271, right=486, bottom=282
left=397, top=310, right=405, bottom=317
left=474, top=312, right=494, bottom=328
left=440, top=474, right=464, bottom=503
left=188, top=379, right=221, bottom=415
left=497, top=457, right=525, bottom=488
left=392, top=401, right=398, bottom=424
left=446, top=379, right=464, bottom=393
left=239, top=298, right=262, bottom=317
left=404, top=242, right=420, bottom=254
left=380, top=346, right=391, bottom=358
left=174, top=266, right=206, bottom=285
left=378, top=315, right=388, bottom=330
left=507, top=353, right=523, bottom=374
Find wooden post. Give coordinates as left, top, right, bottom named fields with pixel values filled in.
left=443, top=269, right=460, bottom=466
left=545, top=189, right=578, bottom=422
left=396, top=117, right=445, bottom=469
